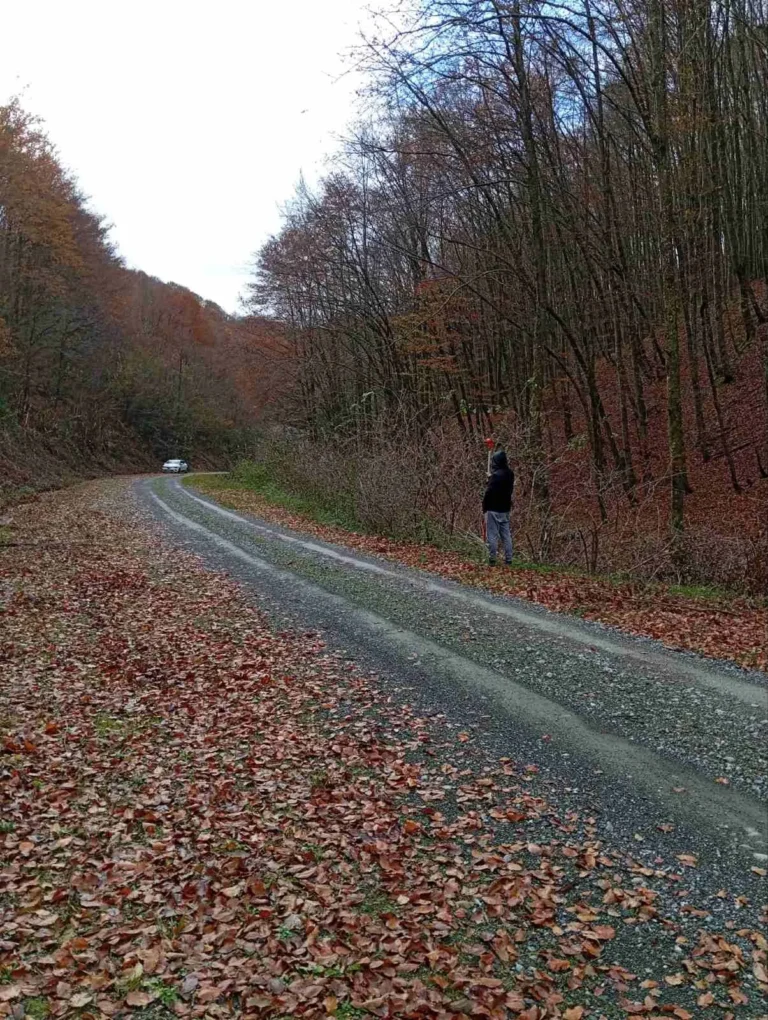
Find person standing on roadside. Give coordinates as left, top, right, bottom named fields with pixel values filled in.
left=482, top=449, right=515, bottom=566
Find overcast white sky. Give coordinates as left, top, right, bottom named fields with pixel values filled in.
left=0, top=0, right=374, bottom=313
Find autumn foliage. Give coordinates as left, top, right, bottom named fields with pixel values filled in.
left=250, top=0, right=768, bottom=591
left=0, top=100, right=285, bottom=499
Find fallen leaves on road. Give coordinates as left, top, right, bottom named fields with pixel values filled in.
left=0, top=480, right=765, bottom=1020
left=188, top=480, right=767, bottom=672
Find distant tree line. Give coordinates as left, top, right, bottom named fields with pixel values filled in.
left=251, top=0, right=767, bottom=554
left=0, top=100, right=279, bottom=481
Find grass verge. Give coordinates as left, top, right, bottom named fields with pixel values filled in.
left=187, top=469, right=756, bottom=605
left=198, top=462, right=362, bottom=533
left=185, top=468, right=767, bottom=670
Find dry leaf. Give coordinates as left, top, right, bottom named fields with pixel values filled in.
left=125, top=992, right=154, bottom=1008
left=664, top=973, right=685, bottom=986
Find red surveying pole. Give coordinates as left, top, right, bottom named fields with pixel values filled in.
left=482, top=437, right=494, bottom=543
left=485, top=436, right=495, bottom=474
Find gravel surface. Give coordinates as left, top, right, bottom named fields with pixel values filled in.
left=135, top=478, right=768, bottom=922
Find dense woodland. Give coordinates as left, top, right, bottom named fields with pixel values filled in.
left=251, top=0, right=768, bottom=588
left=2, top=0, right=767, bottom=589
left=0, top=100, right=285, bottom=496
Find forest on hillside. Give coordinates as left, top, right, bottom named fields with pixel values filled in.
left=0, top=100, right=288, bottom=498
left=2, top=0, right=766, bottom=591
left=249, top=0, right=768, bottom=591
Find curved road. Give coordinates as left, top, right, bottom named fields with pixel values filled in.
left=137, top=475, right=767, bottom=889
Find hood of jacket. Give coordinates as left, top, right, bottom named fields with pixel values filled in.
left=491, top=450, right=509, bottom=470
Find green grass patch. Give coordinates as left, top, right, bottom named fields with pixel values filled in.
left=115, top=971, right=144, bottom=996
left=24, top=999, right=50, bottom=1020
left=302, top=963, right=348, bottom=979
left=0, top=485, right=37, bottom=511
left=667, top=582, right=731, bottom=601
left=93, top=714, right=126, bottom=737
left=145, top=980, right=177, bottom=1007
left=187, top=464, right=361, bottom=533
left=335, top=1005, right=368, bottom=1019
left=511, top=556, right=583, bottom=577
left=357, top=890, right=400, bottom=917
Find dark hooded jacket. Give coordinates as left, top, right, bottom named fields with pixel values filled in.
left=482, top=450, right=515, bottom=513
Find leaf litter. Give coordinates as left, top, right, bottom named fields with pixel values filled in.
left=0, top=480, right=766, bottom=1020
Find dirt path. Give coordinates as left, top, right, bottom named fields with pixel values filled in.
left=186, top=477, right=767, bottom=673
left=1, top=478, right=767, bottom=1020
left=144, top=477, right=767, bottom=857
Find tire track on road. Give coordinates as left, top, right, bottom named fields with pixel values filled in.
left=146, top=482, right=767, bottom=860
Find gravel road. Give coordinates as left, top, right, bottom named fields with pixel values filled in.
left=137, top=476, right=767, bottom=892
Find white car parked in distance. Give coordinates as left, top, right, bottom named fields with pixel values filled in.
left=162, top=459, right=189, bottom=473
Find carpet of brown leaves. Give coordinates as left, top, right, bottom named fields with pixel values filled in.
left=1, top=480, right=766, bottom=1020
left=189, top=482, right=767, bottom=673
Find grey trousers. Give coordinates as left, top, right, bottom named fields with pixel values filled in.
left=486, top=511, right=513, bottom=563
